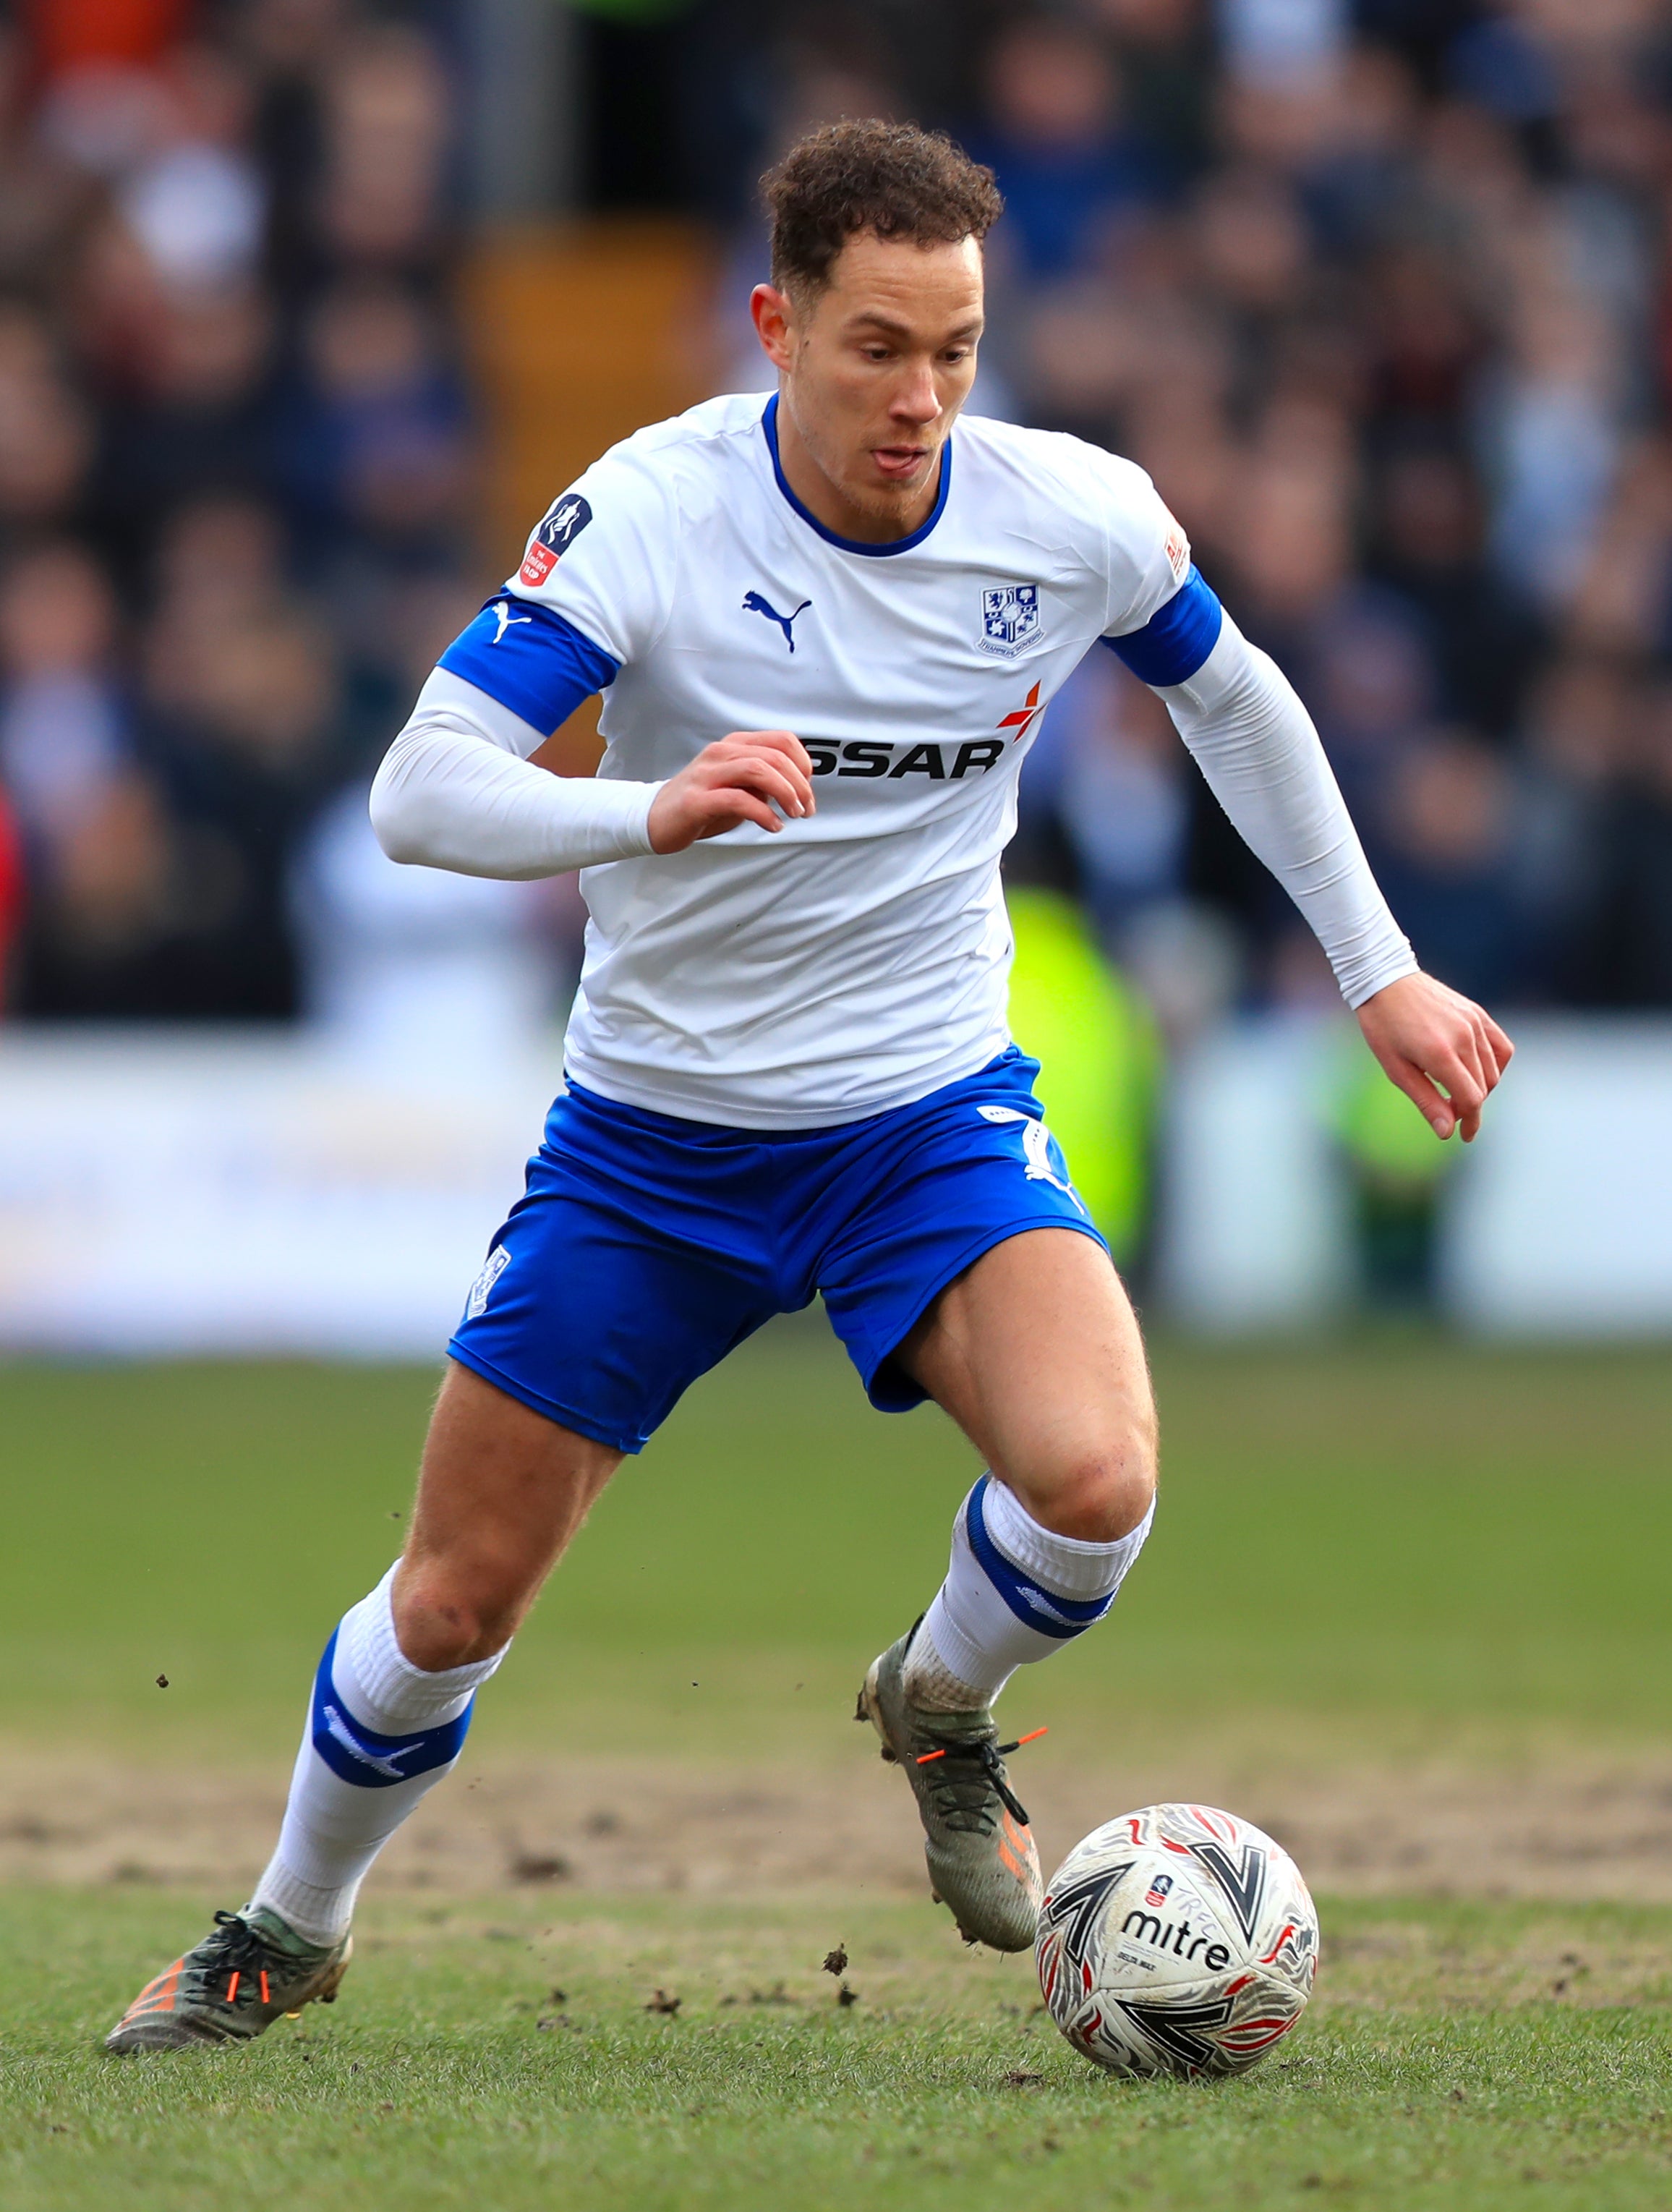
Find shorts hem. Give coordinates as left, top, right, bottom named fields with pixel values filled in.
left=445, top=1341, right=646, bottom=1455
left=848, top=1213, right=1112, bottom=1414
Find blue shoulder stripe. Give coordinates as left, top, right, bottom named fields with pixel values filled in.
left=1103, top=566, right=1222, bottom=687
left=438, top=595, right=620, bottom=737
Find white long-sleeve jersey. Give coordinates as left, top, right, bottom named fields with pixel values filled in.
left=372, top=393, right=1415, bottom=1128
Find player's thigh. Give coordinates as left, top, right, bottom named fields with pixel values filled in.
left=898, top=1228, right=1156, bottom=1541
left=396, top=1361, right=623, bottom=1666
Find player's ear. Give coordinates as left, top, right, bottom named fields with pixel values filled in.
left=751, top=284, right=797, bottom=371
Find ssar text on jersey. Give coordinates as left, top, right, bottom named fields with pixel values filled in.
left=801, top=738, right=1008, bottom=780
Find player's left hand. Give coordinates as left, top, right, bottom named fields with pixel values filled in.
left=1356, top=971, right=1514, bottom=1143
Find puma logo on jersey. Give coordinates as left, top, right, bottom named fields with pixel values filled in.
left=490, top=599, right=533, bottom=644
left=743, top=591, right=811, bottom=652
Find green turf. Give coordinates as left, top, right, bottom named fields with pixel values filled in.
left=0, top=1330, right=1669, bottom=1756
left=3, top=1343, right=1671, bottom=2206
left=3, top=1888, right=1668, bottom=2211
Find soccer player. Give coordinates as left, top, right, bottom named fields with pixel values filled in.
left=108, top=122, right=1511, bottom=2049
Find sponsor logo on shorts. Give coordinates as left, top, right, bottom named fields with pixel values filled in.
left=975, top=1106, right=1088, bottom=1213
left=465, top=1244, right=511, bottom=1320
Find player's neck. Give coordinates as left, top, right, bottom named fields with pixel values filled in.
left=773, top=392, right=942, bottom=545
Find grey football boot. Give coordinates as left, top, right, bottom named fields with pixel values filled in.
left=858, top=1622, right=1043, bottom=1951
left=105, top=1906, right=351, bottom=2052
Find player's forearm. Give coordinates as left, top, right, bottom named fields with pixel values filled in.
left=1156, top=616, right=1416, bottom=1009
left=370, top=692, right=659, bottom=880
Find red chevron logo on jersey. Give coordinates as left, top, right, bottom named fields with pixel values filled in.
left=997, top=682, right=1043, bottom=743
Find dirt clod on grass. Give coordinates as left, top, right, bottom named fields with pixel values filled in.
left=822, top=1944, right=848, bottom=1975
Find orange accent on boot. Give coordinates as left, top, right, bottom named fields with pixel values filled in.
left=121, top=1961, right=184, bottom=2020
left=997, top=1811, right=1043, bottom=1900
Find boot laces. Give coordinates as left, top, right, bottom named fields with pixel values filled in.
left=914, top=1732, right=1038, bottom=1829
left=193, top=1912, right=289, bottom=2007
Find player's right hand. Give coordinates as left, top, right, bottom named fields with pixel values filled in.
left=647, top=730, right=816, bottom=852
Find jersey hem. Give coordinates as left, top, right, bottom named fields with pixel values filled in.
left=560, top=1031, right=1013, bottom=1131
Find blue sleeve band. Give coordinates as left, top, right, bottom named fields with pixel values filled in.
left=1101, top=566, right=1223, bottom=687
left=437, top=595, right=620, bottom=736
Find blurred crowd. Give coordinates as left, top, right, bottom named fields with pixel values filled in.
left=10, top=0, right=1672, bottom=1043
left=704, top=0, right=1672, bottom=1031
left=0, top=0, right=542, bottom=1039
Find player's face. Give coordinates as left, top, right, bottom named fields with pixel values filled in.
left=752, top=232, right=984, bottom=541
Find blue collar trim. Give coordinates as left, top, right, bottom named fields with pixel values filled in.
left=761, top=394, right=952, bottom=556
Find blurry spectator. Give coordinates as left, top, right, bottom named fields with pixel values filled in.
left=134, top=608, right=348, bottom=1018
left=314, top=25, right=451, bottom=281
left=0, top=307, right=93, bottom=543
left=1563, top=679, right=1672, bottom=1009
left=283, top=276, right=472, bottom=566
left=0, top=30, right=103, bottom=305
left=142, top=493, right=292, bottom=721
left=973, top=15, right=1164, bottom=286
left=1368, top=441, right=1545, bottom=736
left=116, top=45, right=267, bottom=294
left=0, top=543, right=128, bottom=848
left=91, top=281, right=279, bottom=579
left=1371, top=734, right=1524, bottom=1007
left=1091, top=0, right=1212, bottom=182
left=1481, top=270, right=1624, bottom=611
left=0, top=778, right=20, bottom=1000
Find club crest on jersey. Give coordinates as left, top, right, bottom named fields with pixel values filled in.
left=979, top=582, right=1041, bottom=657
left=519, top=493, right=593, bottom=586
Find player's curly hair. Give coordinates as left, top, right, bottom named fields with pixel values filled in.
left=762, top=120, right=1004, bottom=301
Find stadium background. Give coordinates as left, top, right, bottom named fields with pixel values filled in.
left=1, top=4, right=1671, bottom=2208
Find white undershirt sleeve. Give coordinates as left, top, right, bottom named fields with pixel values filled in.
left=369, top=669, right=661, bottom=880
left=1154, top=613, right=1417, bottom=1009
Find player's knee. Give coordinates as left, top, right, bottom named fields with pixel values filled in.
left=1028, top=1421, right=1157, bottom=1544
left=392, top=1561, right=525, bottom=1671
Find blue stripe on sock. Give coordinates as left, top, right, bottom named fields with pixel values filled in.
left=964, top=1476, right=1116, bottom=1641
left=309, top=1627, right=473, bottom=1790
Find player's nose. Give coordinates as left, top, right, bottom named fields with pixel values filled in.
left=890, top=364, right=941, bottom=424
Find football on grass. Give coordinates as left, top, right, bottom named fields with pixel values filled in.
left=1036, top=1802, right=1318, bottom=2078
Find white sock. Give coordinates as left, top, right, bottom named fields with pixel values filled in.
left=249, top=1563, right=507, bottom=1944
left=907, top=1476, right=1154, bottom=1711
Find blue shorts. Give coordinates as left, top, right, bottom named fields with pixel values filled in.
left=448, top=1046, right=1107, bottom=1453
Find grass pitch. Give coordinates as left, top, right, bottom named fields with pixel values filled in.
left=4, top=1889, right=1671, bottom=2211
left=1, top=1330, right=1671, bottom=2206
